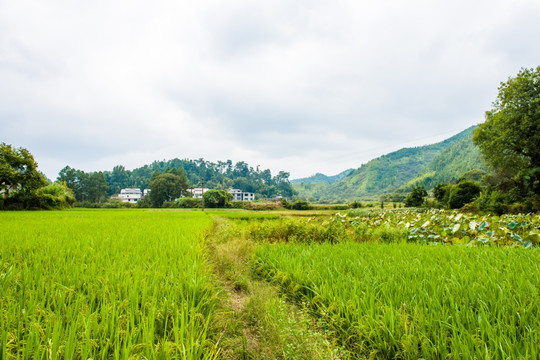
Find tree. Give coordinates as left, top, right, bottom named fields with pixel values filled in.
left=433, top=183, right=450, bottom=203
left=203, top=189, right=232, bottom=208
left=148, top=173, right=190, bottom=207
left=1, top=143, right=47, bottom=196
left=447, top=180, right=482, bottom=209
left=85, top=172, right=109, bottom=203
left=473, top=67, right=540, bottom=187
left=404, top=185, right=427, bottom=207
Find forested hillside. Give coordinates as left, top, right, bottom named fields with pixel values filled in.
left=399, top=130, right=487, bottom=192
left=290, top=169, right=353, bottom=184
left=294, top=127, right=482, bottom=203
left=58, top=159, right=295, bottom=203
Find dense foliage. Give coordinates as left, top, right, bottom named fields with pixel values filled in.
left=400, top=129, right=487, bottom=192
left=60, top=158, right=295, bottom=205
left=404, top=185, right=427, bottom=207
left=203, top=189, right=233, bottom=208
left=57, top=166, right=109, bottom=204
left=148, top=169, right=190, bottom=207
left=473, top=66, right=540, bottom=212
left=1, top=143, right=73, bottom=210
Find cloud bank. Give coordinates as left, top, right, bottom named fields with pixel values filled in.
left=1, top=0, right=539, bottom=180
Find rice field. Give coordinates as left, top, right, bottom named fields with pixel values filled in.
left=0, top=209, right=218, bottom=359
left=254, top=242, right=540, bottom=359
left=2, top=208, right=539, bottom=359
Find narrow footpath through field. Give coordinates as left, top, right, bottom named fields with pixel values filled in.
left=206, top=216, right=344, bottom=360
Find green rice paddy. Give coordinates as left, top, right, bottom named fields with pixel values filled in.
left=1, top=209, right=538, bottom=359
left=0, top=210, right=218, bottom=359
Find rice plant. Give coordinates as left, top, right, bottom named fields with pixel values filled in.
left=254, top=242, right=539, bottom=359
left=0, top=209, right=219, bottom=359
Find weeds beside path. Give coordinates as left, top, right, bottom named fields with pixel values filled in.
left=206, top=216, right=344, bottom=360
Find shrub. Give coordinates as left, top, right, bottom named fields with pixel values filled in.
left=174, top=197, right=202, bottom=208
left=290, top=200, right=311, bottom=210
left=447, top=180, right=482, bottom=209
left=203, top=190, right=233, bottom=208
left=404, top=186, right=428, bottom=207
left=349, top=201, right=363, bottom=209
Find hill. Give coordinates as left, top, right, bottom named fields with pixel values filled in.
left=398, top=129, right=487, bottom=192
left=294, top=126, right=485, bottom=203
left=290, top=169, right=353, bottom=184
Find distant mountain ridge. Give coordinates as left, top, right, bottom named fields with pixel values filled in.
left=290, top=169, right=353, bottom=184
left=293, top=126, right=486, bottom=202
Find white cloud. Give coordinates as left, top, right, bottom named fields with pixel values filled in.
left=1, top=0, right=539, bottom=180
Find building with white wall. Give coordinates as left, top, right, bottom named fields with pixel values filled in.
left=228, top=189, right=255, bottom=202
left=119, top=188, right=142, bottom=203
left=189, top=188, right=209, bottom=199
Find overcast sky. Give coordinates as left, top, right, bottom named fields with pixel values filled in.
left=1, top=0, right=539, bottom=180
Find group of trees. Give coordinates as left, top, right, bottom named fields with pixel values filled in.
left=401, top=66, right=539, bottom=213
left=57, top=166, right=109, bottom=204
left=471, top=66, right=540, bottom=213
left=105, top=159, right=295, bottom=199
left=1, top=143, right=74, bottom=210
left=54, top=159, right=296, bottom=208
left=56, top=159, right=296, bottom=207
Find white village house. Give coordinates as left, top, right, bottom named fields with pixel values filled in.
left=118, top=187, right=254, bottom=203
left=118, top=188, right=150, bottom=203
left=119, top=188, right=142, bottom=203
left=228, top=189, right=255, bottom=201
left=189, top=188, right=210, bottom=199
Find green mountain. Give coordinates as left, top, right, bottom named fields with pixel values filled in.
left=294, top=126, right=485, bottom=203
left=399, top=129, right=487, bottom=191
left=290, top=169, right=353, bottom=184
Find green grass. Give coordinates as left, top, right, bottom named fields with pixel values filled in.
left=254, top=242, right=540, bottom=359
left=0, top=209, right=219, bottom=359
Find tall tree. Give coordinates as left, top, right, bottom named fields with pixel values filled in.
left=473, top=66, right=540, bottom=183
left=0, top=143, right=47, bottom=196
left=148, top=172, right=190, bottom=207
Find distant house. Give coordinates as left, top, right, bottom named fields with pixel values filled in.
left=189, top=188, right=210, bottom=199
left=119, top=188, right=142, bottom=203
left=228, top=189, right=255, bottom=202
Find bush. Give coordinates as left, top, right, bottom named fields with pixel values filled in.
left=405, top=186, right=428, bottom=207
left=203, top=190, right=233, bottom=208
left=242, top=202, right=283, bottom=211
left=3, top=182, right=75, bottom=210
left=248, top=218, right=346, bottom=244
left=349, top=201, right=363, bottom=209
left=102, top=200, right=135, bottom=208
left=290, top=200, right=311, bottom=210
left=447, top=180, right=482, bottom=209
left=175, top=197, right=202, bottom=208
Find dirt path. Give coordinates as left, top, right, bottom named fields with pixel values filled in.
left=206, top=216, right=345, bottom=360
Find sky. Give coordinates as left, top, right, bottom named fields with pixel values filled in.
left=1, top=0, right=539, bottom=181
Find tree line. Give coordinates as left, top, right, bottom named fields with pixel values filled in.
left=56, top=158, right=295, bottom=206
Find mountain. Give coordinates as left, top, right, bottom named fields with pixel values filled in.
left=399, top=129, right=487, bottom=191
left=294, top=126, right=485, bottom=203
left=290, top=169, right=353, bottom=184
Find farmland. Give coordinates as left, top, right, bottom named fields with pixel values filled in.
left=0, top=210, right=218, bottom=359
left=254, top=243, right=538, bottom=359
left=1, top=208, right=539, bottom=359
